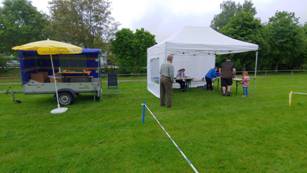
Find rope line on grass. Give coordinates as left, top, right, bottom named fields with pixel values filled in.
left=143, top=104, right=200, bottom=173
left=292, top=92, right=307, bottom=95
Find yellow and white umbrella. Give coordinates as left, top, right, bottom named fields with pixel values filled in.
left=13, top=40, right=83, bottom=114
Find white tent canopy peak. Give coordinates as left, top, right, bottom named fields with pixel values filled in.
left=158, top=26, right=258, bottom=54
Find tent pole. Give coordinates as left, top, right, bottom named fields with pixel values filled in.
left=254, top=51, right=258, bottom=87
left=254, top=51, right=258, bottom=78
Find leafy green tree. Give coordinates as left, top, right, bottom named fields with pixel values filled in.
left=220, top=9, right=265, bottom=70
left=133, top=28, right=157, bottom=72
left=111, top=28, right=156, bottom=73
left=266, top=11, right=305, bottom=70
left=211, top=0, right=256, bottom=31
left=240, top=0, right=256, bottom=16
left=0, top=0, right=48, bottom=54
left=221, top=11, right=261, bottom=42
left=111, top=28, right=134, bottom=72
left=49, top=0, right=118, bottom=48
left=303, top=23, right=307, bottom=35
left=211, top=0, right=239, bottom=30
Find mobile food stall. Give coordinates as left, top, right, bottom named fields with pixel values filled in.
left=13, top=40, right=102, bottom=107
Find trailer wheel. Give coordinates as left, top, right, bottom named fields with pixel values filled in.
left=95, top=95, right=101, bottom=101
left=58, top=92, right=74, bottom=106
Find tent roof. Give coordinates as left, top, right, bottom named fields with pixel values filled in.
left=157, top=26, right=258, bottom=54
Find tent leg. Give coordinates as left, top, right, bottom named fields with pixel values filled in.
left=254, top=51, right=258, bottom=87
left=254, top=51, right=258, bottom=78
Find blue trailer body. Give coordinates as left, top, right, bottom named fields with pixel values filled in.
left=16, top=48, right=102, bottom=105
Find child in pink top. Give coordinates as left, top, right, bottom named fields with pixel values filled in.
left=242, top=71, right=250, bottom=97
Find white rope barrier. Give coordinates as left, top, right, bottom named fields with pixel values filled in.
left=142, top=104, right=200, bottom=173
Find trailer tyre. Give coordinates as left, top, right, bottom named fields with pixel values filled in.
left=58, top=92, right=74, bottom=106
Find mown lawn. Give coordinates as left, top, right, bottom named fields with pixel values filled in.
left=0, top=73, right=307, bottom=173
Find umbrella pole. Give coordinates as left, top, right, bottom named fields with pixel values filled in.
left=49, top=54, right=60, bottom=108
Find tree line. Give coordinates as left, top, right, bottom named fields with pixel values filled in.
left=0, top=0, right=118, bottom=52
left=112, top=0, right=307, bottom=72
left=211, top=0, right=307, bottom=71
left=0, top=0, right=306, bottom=73
left=0, top=0, right=155, bottom=73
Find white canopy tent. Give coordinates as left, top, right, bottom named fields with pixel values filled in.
left=147, top=26, right=259, bottom=98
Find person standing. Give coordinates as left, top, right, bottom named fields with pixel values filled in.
left=160, top=54, right=175, bottom=107
left=204, top=67, right=219, bottom=91
left=221, top=58, right=235, bottom=96
left=242, top=71, right=250, bottom=97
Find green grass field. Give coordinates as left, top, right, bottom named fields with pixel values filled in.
left=1, top=73, right=307, bottom=173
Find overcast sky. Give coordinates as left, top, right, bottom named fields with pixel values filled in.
left=1, top=0, right=307, bottom=41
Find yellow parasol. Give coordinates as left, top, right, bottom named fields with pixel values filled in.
left=12, top=40, right=83, bottom=114
left=12, top=39, right=82, bottom=55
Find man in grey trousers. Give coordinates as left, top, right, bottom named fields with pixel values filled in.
left=160, top=54, right=175, bottom=108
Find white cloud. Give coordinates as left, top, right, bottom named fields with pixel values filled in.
left=111, top=0, right=151, bottom=28
left=30, top=0, right=49, bottom=13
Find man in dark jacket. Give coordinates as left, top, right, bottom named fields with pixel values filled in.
left=221, top=59, right=235, bottom=96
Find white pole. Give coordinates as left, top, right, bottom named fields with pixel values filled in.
left=254, top=51, right=258, bottom=88
left=254, top=51, right=258, bottom=79
left=50, top=54, right=60, bottom=109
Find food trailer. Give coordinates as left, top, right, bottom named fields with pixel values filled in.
left=16, top=48, right=102, bottom=105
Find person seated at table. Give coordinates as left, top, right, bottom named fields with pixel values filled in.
left=204, top=67, right=220, bottom=90
left=176, top=68, right=188, bottom=91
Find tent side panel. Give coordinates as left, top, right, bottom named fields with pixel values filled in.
left=147, top=43, right=165, bottom=98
